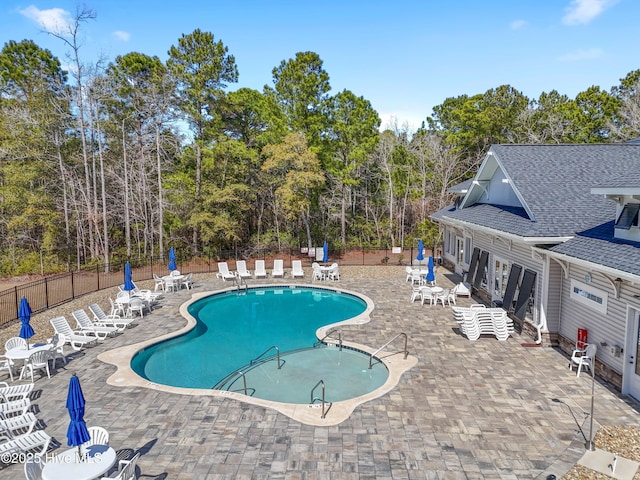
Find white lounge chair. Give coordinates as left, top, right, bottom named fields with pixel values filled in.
left=0, top=429, right=51, bottom=457
left=0, top=398, right=31, bottom=417
left=216, top=262, right=236, bottom=281
left=49, top=317, right=98, bottom=351
left=272, top=259, right=284, bottom=278
left=0, top=382, right=33, bottom=402
left=291, top=260, right=304, bottom=278
left=88, top=303, right=133, bottom=330
left=452, top=282, right=472, bottom=298
left=254, top=260, right=267, bottom=278
left=0, top=411, right=38, bottom=436
left=236, top=260, right=252, bottom=279
left=72, top=310, right=119, bottom=339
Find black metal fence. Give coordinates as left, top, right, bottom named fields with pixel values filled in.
left=0, top=245, right=438, bottom=328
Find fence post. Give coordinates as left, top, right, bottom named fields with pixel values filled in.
left=71, top=269, right=75, bottom=299
left=96, top=264, right=100, bottom=291
left=44, top=277, right=49, bottom=309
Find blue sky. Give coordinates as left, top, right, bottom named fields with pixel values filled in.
left=1, top=0, right=638, bottom=131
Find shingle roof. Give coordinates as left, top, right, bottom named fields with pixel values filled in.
left=548, top=221, right=640, bottom=277
left=434, top=144, right=640, bottom=238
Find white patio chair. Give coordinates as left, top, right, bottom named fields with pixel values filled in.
left=4, top=337, right=27, bottom=352
left=0, top=356, right=15, bottom=383
left=236, top=260, right=252, bottom=279
left=20, top=350, right=51, bottom=382
left=435, top=288, right=453, bottom=307
left=291, top=260, right=304, bottom=278
left=0, top=429, right=51, bottom=457
left=49, top=317, right=98, bottom=351
left=0, top=382, right=33, bottom=402
left=153, top=273, right=165, bottom=292
left=421, top=288, right=436, bottom=306
left=101, top=452, right=140, bottom=480
left=84, top=426, right=109, bottom=447
left=109, top=297, right=126, bottom=318
left=181, top=272, right=194, bottom=290
left=571, top=343, right=597, bottom=377
left=311, top=263, right=324, bottom=281
left=24, top=457, right=45, bottom=480
left=216, top=262, right=236, bottom=281
left=128, top=297, right=146, bottom=318
left=47, top=334, right=67, bottom=369
left=72, top=309, right=119, bottom=340
left=271, top=259, right=285, bottom=278
left=254, top=260, right=268, bottom=278
left=327, top=263, right=340, bottom=280
left=165, top=276, right=179, bottom=293
left=410, top=285, right=423, bottom=303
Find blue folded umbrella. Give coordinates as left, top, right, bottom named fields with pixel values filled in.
left=67, top=373, right=90, bottom=459
left=416, top=240, right=424, bottom=261
left=18, top=297, right=34, bottom=344
left=168, top=247, right=177, bottom=271
left=123, top=261, right=135, bottom=291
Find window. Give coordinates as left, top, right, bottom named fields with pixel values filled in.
left=444, top=231, right=450, bottom=254
left=456, top=237, right=464, bottom=265
left=616, top=203, right=640, bottom=230
left=464, top=237, right=472, bottom=264
left=570, top=279, right=608, bottom=314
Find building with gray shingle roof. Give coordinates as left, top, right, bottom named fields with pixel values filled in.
left=432, top=143, right=640, bottom=398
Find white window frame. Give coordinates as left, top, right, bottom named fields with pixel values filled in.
left=570, top=279, right=608, bottom=314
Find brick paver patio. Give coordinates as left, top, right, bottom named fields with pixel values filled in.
left=1, top=266, right=638, bottom=479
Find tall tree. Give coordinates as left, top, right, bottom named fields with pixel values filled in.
left=324, top=89, right=380, bottom=247
left=262, top=133, right=326, bottom=248
left=267, top=51, right=331, bottom=146
left=167, top=29, right=238, bottom=252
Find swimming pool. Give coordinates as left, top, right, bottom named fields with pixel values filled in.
left=131, top=286, right=387, bottom=400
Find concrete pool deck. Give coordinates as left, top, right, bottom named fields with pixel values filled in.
left=1, top=265, right=638, bottom=479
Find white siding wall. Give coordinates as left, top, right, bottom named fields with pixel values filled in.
left=558, top=264, right=640, bottom=375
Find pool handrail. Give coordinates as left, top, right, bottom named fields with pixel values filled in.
left=250, top=345, right=283, bottom=369
left=369, top=332, right=409, bottom=369
left=310, top=380, right=331, bottom=419
left=316, top=328, right=343, bottom=350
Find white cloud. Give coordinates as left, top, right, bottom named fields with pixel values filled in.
left=112, top=30, right=131, bottom=42
left=556, top=47, right=604, bottom=62
left=562, top=0, right=619, bottom=25
left=19, top=5, right=72, bottom=34
left=510, top=19, right=527, bottom=30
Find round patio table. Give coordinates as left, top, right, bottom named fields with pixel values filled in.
left=42, top=444, right=116, bottom=480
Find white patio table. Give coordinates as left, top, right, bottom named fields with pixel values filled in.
left=5, top=344, right=53, bottom=379
left=42, top=444, right=116, bottom=480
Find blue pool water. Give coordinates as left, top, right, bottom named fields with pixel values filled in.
left=131, top=286, right=387, bottom=402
